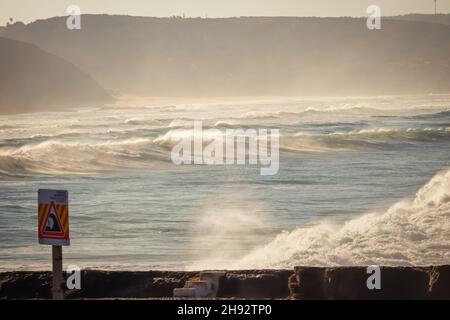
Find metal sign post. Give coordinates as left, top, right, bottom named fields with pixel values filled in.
left=38, top=189, right=70, bottom=300
left=52, top=246, right=64, bottom=300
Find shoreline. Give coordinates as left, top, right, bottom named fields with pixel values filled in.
left=1, top=266, right=449, bottom=300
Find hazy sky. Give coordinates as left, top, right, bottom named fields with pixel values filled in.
left=1, top=0, right=449, bottom=25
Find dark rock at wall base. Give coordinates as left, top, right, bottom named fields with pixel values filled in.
left=291, top=266, right=450, bottom=300
left=80, top=270, right=196, bottom=298
left=151, top=276, right=188, bottom=297
left=217, top=271, right=292, bottom=299
left=1, top=267, right=449, bottom=299
left=428, top=266, right=450, bottom=299
left=0, top=272, right=52, bottom=299
left=291, top=267, right=326, bottom=300
left=324, top=267, right=430, bottom=300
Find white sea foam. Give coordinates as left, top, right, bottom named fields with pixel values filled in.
left=221, top=169, right=450, bottom=269
left=0, top=138, right=169, bottom=175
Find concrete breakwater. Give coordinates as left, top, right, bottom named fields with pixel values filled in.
left=0, top=266, right=449, bottom=299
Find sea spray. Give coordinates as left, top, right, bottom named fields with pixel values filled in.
left=224, top=169, right=450, bottom=269
left=188, top=192, right=273, bottom=269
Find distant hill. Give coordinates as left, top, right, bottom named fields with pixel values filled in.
left=390, top=14, right=450, bottom=26
left=0, top=36, right=112, bottom=114
left=2, top=14, right=450, bottom=97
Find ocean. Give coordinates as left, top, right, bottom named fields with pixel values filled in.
left=0, top=95, right=449, bottom=271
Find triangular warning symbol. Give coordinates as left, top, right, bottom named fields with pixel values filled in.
left=42, top=202, right=64, bottom=236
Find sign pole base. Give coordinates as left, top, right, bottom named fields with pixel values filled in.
left=52, top=245, right=64, bottom=300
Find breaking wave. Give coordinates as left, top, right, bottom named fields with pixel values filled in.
left=2, top=126, right=448, bottom=175
left=281, top=127, right=450, bottom=152
left=238, top=106, right=401, bottom=120
left=0, top=139, right=170, bottom=175
left=324, top=127, right=450, bottom=141
left=124, top=118, right=164, bottom=126
left=407, top=109, right=450, bottom=120
left=229, top=169, right=450, bottom=269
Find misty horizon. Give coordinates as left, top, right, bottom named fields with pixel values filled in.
left=3, top=12, right=450, bottom=27
left=2, top=0, right=450, bottom=25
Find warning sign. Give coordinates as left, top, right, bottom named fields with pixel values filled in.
left=38, top=189, right=70, bottom=246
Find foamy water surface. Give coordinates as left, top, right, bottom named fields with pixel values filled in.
left=0, top=95, right=449, bottom=270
